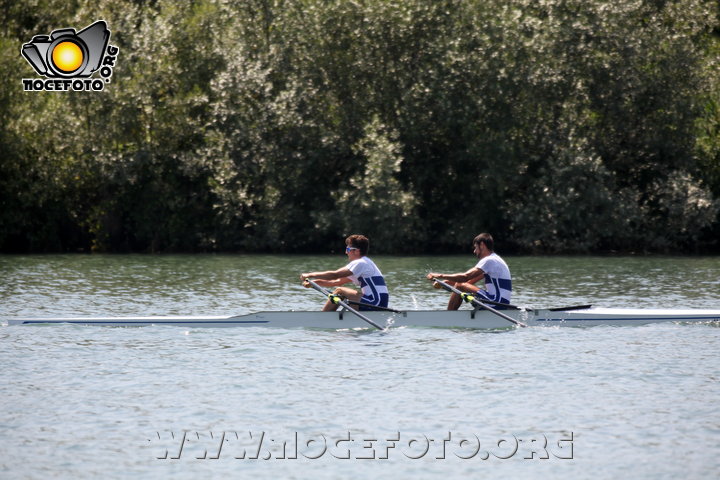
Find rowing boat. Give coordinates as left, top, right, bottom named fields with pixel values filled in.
left=5, top=307, right=720, bottom=329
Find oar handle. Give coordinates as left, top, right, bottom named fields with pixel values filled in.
left=429, top=277, right=527, bottom=328
left=305, top=279, right=385, bottom=330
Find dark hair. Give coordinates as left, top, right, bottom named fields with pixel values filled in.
left=346, top=234, right=369, bottom=256
left=473, top=233, right=494, bottom=251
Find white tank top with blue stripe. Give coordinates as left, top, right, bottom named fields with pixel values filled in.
left=474, top=253, right=512, bottom=304
left=346, top=257, right=389, bottom=307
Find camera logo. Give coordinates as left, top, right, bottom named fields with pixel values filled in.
left=21, top=20, right=119, bottom=92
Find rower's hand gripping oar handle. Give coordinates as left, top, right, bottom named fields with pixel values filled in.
left=305, top=279, right=385, bottom=331
left=429, top=277, right=527, bottom=328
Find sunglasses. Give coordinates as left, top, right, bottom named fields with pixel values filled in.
left=345, top=246, right=359, bottom=253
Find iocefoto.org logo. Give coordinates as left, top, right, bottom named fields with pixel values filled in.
left=21, top=20, right=119, bottom=92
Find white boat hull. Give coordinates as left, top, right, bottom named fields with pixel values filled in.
left=5, top=307, right=720, bottom=329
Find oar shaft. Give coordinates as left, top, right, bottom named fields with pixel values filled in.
left=461, top=296, right=521, bottom=310
left=430, top=278, right=527, bottom=328
left=305, top=279, right=385, bottom=330
left=343, top=299, right=401, bottom=313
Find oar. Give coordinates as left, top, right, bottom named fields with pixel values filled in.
left=305, top=279, right=385, bottom=331
left=431, top=280, right=523, bottom=310
left=341, top=299, right=402, bottom=314
left=429, top=277, right=527, bottom=328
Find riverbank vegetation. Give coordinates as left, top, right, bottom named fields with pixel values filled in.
left=2, top=0, right=719, bottom=253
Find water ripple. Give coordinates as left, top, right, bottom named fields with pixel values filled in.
left=1, top=255, right=719, bottom=478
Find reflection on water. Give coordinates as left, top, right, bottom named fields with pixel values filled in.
left=0, top=254, right=718, bottom=318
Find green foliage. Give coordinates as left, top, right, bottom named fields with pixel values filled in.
left=333, top=116, right=419, bottom=252
left=1, top=0, right=719, bottom=253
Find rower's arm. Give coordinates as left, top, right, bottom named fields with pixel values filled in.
left=429, top=267, right=483, bottom=283
left=311, top=277, right=352, bottom=288
left=301, top=268, right=353, bottom=282
left=466, top=270, right=485, bottom=285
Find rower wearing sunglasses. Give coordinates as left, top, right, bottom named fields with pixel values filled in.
left=300, top=234, right=389, bottom=311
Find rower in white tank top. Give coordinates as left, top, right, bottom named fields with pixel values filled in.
left=300, top=234, right=390, bottom=312
left=345, top=256, right=389, bottom=308
left=473, top=252, right=512, bottom=304
left=426, top=233, right=512, bottom=310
